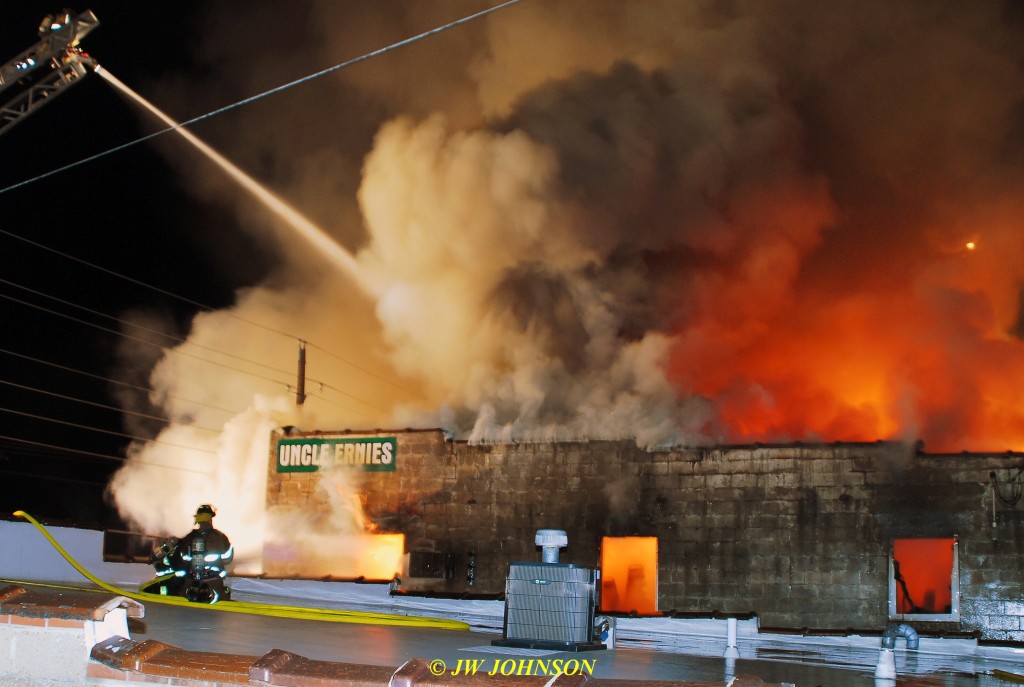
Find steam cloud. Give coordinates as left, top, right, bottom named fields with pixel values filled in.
left=109, top=1, right=1024, bottom=557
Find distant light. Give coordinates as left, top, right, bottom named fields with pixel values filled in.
left=965, top=241, right=976, bottom=251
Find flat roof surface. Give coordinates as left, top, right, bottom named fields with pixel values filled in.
left=113, top=579, right=1023, bottom=687
left=4, top=517, right=1023, bottom=687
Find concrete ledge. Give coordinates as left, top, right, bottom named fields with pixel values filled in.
left=90, top=637, right=783, bottom=687
left=92, top=636, right=255, bottom=684
left=2, top=586, right=785, bottom=687
left=0, top=583, right=146, bottom=683
left=250, top=648, right=397, bottom=686
left=0, top=583, right=144, bottom=621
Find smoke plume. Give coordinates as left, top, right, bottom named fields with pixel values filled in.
left=108, top=0, right=1024, bottom=561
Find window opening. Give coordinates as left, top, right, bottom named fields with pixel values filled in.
left=599, top=536, right=658, bottom=614
left=889, top=537, right=958, bottom=621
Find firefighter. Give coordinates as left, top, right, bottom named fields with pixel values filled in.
left=149, top=504, right=234, bottom=603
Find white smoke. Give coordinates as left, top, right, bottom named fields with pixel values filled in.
left=354, top=114, right=708, bottom=443
left=108, top=279, right=406, bottom=568
left=108, top=0, right=1024, bottom=556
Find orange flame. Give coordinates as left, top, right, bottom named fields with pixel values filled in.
left=600, top=536, right=659, bottom=614
left=893, top=538, right=954, bottom=614
left=358, top=533, right=406, bottom=579
left=668, top=206, right=1024, bottom=453
left=262, top=533, right=405, bottom=580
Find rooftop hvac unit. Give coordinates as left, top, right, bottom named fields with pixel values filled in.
left=493, top=528, right=604, bottom=652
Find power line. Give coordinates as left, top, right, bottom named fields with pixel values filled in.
left=0, top=276, right=397, bottom=432
left=0, top=227, right=289, bottom=337
left=0, top=405, right=218, bottom=455
left=0, top=378, right=223, bottom=434
left=0, top=347, right=242, bottom=417
left=0, top=230, right=413, bottom=398
left=0, top=0, right=525, bottom=196
left=0, top=276, right=183, bottom=346
left=297, top=387, right=376, bottom=420
left=0, top=0, right=491, bottom=431
left=0, top=467, right=107, bottom=488
left=0, top=290, right=296, bottom=390
left=0, top=282, right=299, bottom=381
left=0, top=434, right=213, bottom=475
left=312, top=381, right=389, bottom=413
left=306, top=341, right=418, bottom=395
left=2, top=328, right=385, bottom=422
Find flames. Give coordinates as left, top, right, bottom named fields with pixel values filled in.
left=893, top=538, right=954, bottom=615
left=107, top=0, right=1024, bottom=578
left=600, top=536, right=659, bottom=615
left=261, top=531, right=405, bottom=580
left=668, top=222, right=1024, bottom=453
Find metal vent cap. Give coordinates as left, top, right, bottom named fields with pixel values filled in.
left=535, top=529, right=568, bottom=548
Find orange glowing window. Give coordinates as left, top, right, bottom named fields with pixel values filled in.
left=889, top=537, right=959, bottom=620
left=600, top=536, right=658, bottom=615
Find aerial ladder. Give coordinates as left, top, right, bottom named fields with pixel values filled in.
left=0, top=9, right=99, bottom=136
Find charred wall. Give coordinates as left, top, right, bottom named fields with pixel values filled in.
left=266, top=429, right=1024, bottom=640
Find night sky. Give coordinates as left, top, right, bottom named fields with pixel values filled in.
left=0, top=2, right=315, bottom=525
left=3, top=1, right=1024, bottom=536
left=0, top=1, right=520, bottom=529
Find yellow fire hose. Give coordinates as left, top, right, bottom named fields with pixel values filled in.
left=12, top=510, right=468, bottom=630
left=992, top=669, right=1024, bottom=684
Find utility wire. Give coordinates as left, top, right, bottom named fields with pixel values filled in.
left=0, top=283, right=392, bottom=460
left=0, top=227, right=290, bottom=338
left=0, top=228, right=412, bottom=399
left=0, top=434, right=213, bottom=475
left=297, top=387, right=375, bottom=420
left=0, top=280, right=299, bottom=381
left=0, top=0, right=524, bottom=196
left=306, top=341, right=417, bottom=395
left=0, top=467, right=108, bottom=488
left=0, top=378, right=223, bottom=434
left=0, top=290, right=296, bottom=390
left=1, top=276, right=184, bottom=347
left=991, top=470, right=1023, bottom=507
left=319, top=387, right=386, bottom=413
left=0, top=301, right=382, bottom=448
left=0, top=346, right=241, bottom=417
left=2, top=273, right=409, bottom=411
left=0, top=0, right=501, bottom=435
left=0, top=405, right=218, bottom=455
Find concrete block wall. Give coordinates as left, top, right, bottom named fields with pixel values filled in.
left=654, top=444, right=893, bottom=629
left=0, top=585, right=143, bottom=685
left=264, top=429, right=1024, bottom=639
left=934, top=457, right=1024, bottom=642
left=0, top=616, right=90, bottom=685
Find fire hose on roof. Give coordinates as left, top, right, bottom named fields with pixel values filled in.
left=12, top=510, right=468, bottom=631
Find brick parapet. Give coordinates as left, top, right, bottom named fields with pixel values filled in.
left=263, top=431, right=1024, bottom=639
left=5, top=587, right=785, bottom=687
left=90, top=637, right=785, bottom=687
left=0, top=584, right=145, bottom=684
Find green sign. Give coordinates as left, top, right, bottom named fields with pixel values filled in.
left=276, top=437, right=397, bottom=472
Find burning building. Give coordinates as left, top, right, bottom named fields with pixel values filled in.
left=264, top=428, right=1024, bottom=643
left=83, top=0, right=1024, bottom=651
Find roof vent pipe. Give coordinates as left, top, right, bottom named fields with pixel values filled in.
left=535, top=529, right=568, bottom=563
left=875, top=622, right=919, bottom=681
left=881, top=622, right=920, bottom=650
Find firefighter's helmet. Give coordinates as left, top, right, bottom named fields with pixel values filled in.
left=194, top=504, right=216, bottom=523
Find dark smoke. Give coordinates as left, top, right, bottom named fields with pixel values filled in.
left=112, top=0, right=1024, bottom=545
